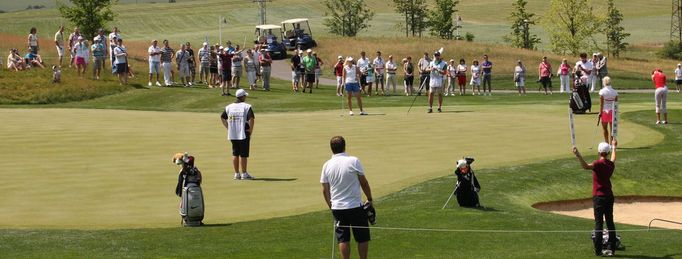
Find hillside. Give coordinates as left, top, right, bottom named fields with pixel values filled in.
left=0, top=0, right=672, bottom=48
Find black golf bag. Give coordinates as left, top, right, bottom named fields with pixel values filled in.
left=454, top=158, right=481, bottom=208
left=570, top=73, right=591, bottom=114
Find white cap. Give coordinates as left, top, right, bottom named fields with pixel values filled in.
left=346, top=56, right=353, bottom=62
left=597, top=142, right=611, bottom=153
left=338, top=55, right=343, bottom=59
left=203, top=42, right=208, bottom=46
left=306, top=49, right=312, bottom=53
left=457, top=159, right=468, bottom=168
left=236, top=89, right=249, bottom=98
left=77, top=36, right=84, bottom=40
left=219, top=46, right=224, bottom=50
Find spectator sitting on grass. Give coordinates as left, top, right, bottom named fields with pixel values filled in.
left=7, top=49, right=26, bottom=71
left=24, top=49, right=45, bottom=69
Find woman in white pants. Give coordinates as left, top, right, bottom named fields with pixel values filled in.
left=245, top=49, right=258, bottom=90
left=446, top=59, right=457, bottom=96
left=559, top=59, right=571, bottom=93
left=652, top=68, right=668, bottom=124
left=514, top=60, right=526, bottom=95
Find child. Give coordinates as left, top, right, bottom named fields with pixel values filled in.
left=52, top=65, right=61, bottom=83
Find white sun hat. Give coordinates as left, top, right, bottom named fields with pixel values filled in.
left=597, top=142, right=611, bottom=153
left=457, top=159, right=468, bottom=168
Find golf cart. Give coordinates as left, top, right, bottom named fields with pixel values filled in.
left=281, top=18, right=317, bottom=51
left=254, top=24, right=287, bottom=60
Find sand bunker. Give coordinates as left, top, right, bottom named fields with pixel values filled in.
left=533, top=196, right=682, bottom=230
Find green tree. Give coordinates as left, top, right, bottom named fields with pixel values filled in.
left=603, top=0, right=629, bottom=58
left=323, top=0, right=375, bottom=37
left=428, top=0, right=459, bottom=39
left=504, top=0, right=541, bottom=49
left=543, top=0, right=601, bottom=55
left=393, top=0, right=429, bottom=37
left=57, top=0, right=117, bottom=40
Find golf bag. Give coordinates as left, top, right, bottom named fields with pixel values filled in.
left=454, top=160, right=481, bottom=208
left=180, top=183, right=204, bottom=227
left=591, top=230, right=623, bottom=250
left=570, top=77, right=591, bottom=114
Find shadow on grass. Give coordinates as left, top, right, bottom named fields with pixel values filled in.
left=129, top=83, right=147, bottom=90
left=618, top=146, right=651, bottom=150
left=252, top=178, right=297, bottom=182
left=201, top=223, right=233, bottom=228
left=473, top=206, right=501, bottom=212
left=441, top=110, right=473, bottom=114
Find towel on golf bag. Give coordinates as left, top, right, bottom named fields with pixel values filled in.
left=175, top=166, right=202, bottom=197
left=591, top=231, right=623, bottom=250
left=454, top=167, right=480, bottom=207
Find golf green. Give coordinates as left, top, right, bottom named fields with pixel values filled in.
left=0, top=104, right=662, bottom=229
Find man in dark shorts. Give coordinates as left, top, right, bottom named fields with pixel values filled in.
left=302, top=49, right=317, bottom=93
left=221, top=89, right=255, bottom=180
left=572, top=140, right=619, bottom=257
left=321, top=136, right=374, bottom=259
left=219, top=48, right=233, bottom=96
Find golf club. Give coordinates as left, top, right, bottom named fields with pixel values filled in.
left=442, top=186, right=456, bottom=209
left=407, top=76, right=429, bottom=115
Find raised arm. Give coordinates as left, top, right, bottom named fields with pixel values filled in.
left=610, top=139, right=617, bottom=163
left=572, top=146, right=594, bottom=170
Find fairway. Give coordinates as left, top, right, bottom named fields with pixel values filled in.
left=0, top=104, right=662, bottom=229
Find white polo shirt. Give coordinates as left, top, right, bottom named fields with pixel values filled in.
left=148, top=45, right=161, bottom=62
left=576, top=60, right=593, bottom=74
left=599, top=86, right=618, bottom=111
left=320, top=153, right=365, bottom=210
left=357, top=57, right=369, bottom=74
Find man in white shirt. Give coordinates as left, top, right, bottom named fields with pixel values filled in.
left=675, top=63, right=682, bottom=93
left=428, top=52, right=447, bottom=113
left=176, top=44, right=191, bottom=87
left=108, top=27, right=121, bottom=68
left=221, top=89, right=255, bottom=180
left=373, top=51, right=385, bottom=95
left=357, top=51, right=370, bottom=94
left=113, top=38, right=128, bottom=85
left=418, top=52, right=431, bottom=92
left=575, top=53, right=594, bottom=92
left=148, top=40, right=162, bottom=87
left=321, top=136, right=373, bottom=259
left=385, top=55, right=398, bottom=95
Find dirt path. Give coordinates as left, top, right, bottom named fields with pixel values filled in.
left=534, top=196, right=682, bottom=230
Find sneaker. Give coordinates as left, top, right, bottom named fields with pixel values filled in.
left=148, top=82, right=152, bottom=87
left=156, top=81, right=162, bottom=86
left=663, top=121, right=668, bottom=124
left=360, top=111, right=367, bottom=115
left=233, top=173, right=241, bottom=180
left=656, top=121, right=661, bottom=124
left=189, top=82, right=193, bottom=86
left=241, top=172, right=254, bottom=180
left=437, top=108, right=442, bottom=113
left=427, top=108, right=433, bottom=113
left=349, top=111, right=354, bottom=116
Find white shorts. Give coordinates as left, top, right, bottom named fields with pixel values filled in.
left=179, top=64, right=190, bottom=77
left=470, top=77, right=480, bottom=86
left=429, top=78, right=443, bottom=88
left=292, top=71, right=300, bottom=83
left=336, top=76, right=343, bottom=86
left=56, top=46, right=64, bottom=57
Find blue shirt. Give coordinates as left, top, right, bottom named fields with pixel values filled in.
left=482, top=60, right=493, bottom=74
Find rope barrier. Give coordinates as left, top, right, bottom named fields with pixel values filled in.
left=335, top=224, right=675, bottom=233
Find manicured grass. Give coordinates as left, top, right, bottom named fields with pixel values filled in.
left=0, top=109, right=679, bottom=258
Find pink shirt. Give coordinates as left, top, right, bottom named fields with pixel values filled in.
left=539, top=62, right=552, bottom=77
left=560, top=63, right=570, bottom=75
left=652, top=71, right=666, bottom=88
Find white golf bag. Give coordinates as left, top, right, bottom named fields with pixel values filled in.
left=180, top=182, right=204, bottom=227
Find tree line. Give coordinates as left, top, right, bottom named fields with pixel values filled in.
left=324, top=0, right=631, bottom=58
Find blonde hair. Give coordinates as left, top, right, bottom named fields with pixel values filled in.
left=602, top=76, right=611, bottom=87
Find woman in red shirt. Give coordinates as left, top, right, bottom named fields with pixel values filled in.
left=559, top=59, right=571, bottom=93
left=334, top=56, right=344, bottom=96
left=538, top=56, right=553, bottom=95
left=651, top=68, right=668, bottom=124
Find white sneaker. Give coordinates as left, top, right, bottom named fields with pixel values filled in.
left=349, top=111, right=354, bottom=116
left=156, top=81, right=162, bottom=86
left=148, top=82, right=152, bottom=87
left=656, top=121, right=661, bottom=124
left=360, top=111, right=367, bottom=115
left=189, top=82, right=193, bottom=86
left=233, top=173, right=241, bottom=180
left=241, top=172, right=254, bottom=180
left=663, top=121, right=668, bottom=124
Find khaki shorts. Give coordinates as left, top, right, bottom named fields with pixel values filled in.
left=430, top=86, right=444, bottom=94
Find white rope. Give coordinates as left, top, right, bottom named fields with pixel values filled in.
left=335, top=225, right=674, bottom=233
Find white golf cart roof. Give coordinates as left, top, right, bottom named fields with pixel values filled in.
left=281, top=18, right=309, bottom=24
left=256, top=24, right=282, bottom=30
